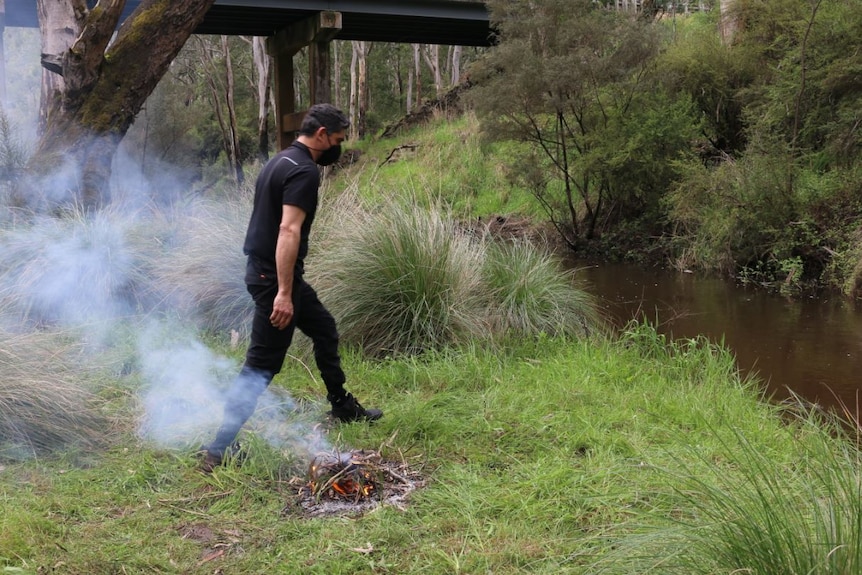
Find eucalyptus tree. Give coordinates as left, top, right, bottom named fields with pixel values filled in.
left=19, top=0, right=215, bottom=211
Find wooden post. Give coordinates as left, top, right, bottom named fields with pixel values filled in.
left=267, top=11, right=342, bottom=150
left=268, top=38, right=297, bottom=151
left=309, top=11, right=341, bottom=106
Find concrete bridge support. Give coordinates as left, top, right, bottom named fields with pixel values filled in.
left=267, top=11, right=341, bottom=150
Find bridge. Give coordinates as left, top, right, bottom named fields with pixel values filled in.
left=4, top=0, right=492, bottom=47
left=3, top=0, right=492, bottom=147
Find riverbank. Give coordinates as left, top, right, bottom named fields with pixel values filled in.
left=339, top=112, right=862, bottom=300
left=2, top=330, right=860, bottom=573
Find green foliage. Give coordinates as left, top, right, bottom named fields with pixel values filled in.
left=736, top=0, right=862, bottom=167
left=665, top=147, right=862, bottom=291
left=338, top=114, right=538, bottom=220
left=470, top=0, right=699, bottom=247
left=658, top=11, right=758, bottom=155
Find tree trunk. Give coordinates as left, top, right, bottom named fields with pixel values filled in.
left=0, top=0, right=6, bottom=105
left=357, top=41, right=369, bottom=138
left=252, top=36, right=271, bottom=162
left=198, top=37, right=241, bottom=184
left=21, top=0, right=216, bottom=211
left=36, top=0, right=77, bottom=135
left=333, top=40, right=341, bottom=109
left=451, top=45, right=462, bottom=86
left=421, top=45, right=442, bottom=96
left=413, top=44, right=422, bottom=109
left=719, top=0, right=738, bottom=44
left=221, top=35, right=243, bottom=185
left=349, top=41, right=358, bottom=139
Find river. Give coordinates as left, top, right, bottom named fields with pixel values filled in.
left=576, top=261, right=862, bottom=413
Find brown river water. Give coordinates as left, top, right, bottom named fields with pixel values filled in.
left=575, top=261, right=862, bottom=413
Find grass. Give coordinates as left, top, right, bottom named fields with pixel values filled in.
left=2, top=114, right=861, bottom=573
left=311, top=190, right=601, bottom=356
left=341, top=113, right=539, bottom=220
left=0, top=326, right=108, bottom=460
left=3, top=328, right=859, bottom=574
left=313, top=192, right=486, bottom=355
left=593, top=411, right=862, bottom=574
left=145, top=190, right=252, bottom=342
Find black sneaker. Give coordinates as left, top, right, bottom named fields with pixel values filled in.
left=328, top=393, right=383, bottom=423
left=198, top=441, right=243, bottom=473
left=199, top=450, right=223, bottom=473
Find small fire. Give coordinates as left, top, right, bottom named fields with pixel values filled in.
left=308, top=450, right=380, bottom=501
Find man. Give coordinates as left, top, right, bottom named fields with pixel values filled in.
left=202, top=104, right=382, bottom=472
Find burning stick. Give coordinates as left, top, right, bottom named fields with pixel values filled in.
left=307, top=450, right=382, bottom=503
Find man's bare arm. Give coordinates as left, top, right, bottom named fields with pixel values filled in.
left=270, top=204, right=306, bottom=329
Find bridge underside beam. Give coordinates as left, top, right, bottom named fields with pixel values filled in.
left=6, top=1, right=492, bottom=46
left=267, top=11, right=341, bottom=150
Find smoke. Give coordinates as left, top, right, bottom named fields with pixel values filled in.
left=0, top=27, right=333, bottom=462
left=136, top=320, right=330, bottom=456
left=136, top=320, right=232, bottom=447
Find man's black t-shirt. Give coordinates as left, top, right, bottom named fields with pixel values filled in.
left=243, top=141, right=319, bottom=280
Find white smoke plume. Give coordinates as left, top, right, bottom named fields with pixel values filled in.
left=0, top=28, right=331, bottom=460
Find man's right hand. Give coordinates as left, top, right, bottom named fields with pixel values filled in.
left=270, top=291, right=294, bottom=329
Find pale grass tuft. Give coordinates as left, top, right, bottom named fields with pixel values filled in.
left=0, top=328, right=107, bottom=459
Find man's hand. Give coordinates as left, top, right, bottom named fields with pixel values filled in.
left=270, top=291, right=294, bottom=329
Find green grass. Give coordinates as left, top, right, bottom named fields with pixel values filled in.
left=3, top=328, right=857, bottom=574
left=338, top=113, right=539, bottom=220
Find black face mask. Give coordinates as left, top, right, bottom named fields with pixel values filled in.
left=316, top=144, right=342, bottom=167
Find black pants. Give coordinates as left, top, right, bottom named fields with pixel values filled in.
left=209, top=270, right=346, bottom=455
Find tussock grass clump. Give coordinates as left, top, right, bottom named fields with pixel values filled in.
left=666, top=422, right=862, bottom=575
left=483, top=239, right=601, bottom=338
left=313, top=193, right=487, bottom=356
left=594, top=406, right=862, bottom=575
left=311, top=189, right=601, bottom=356
left=146, top=190, right=251, bottom=340
left=0, top=328, right=107, bottom=459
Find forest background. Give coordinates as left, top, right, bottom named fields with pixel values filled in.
left=2, top=0, right=861, bottom=297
